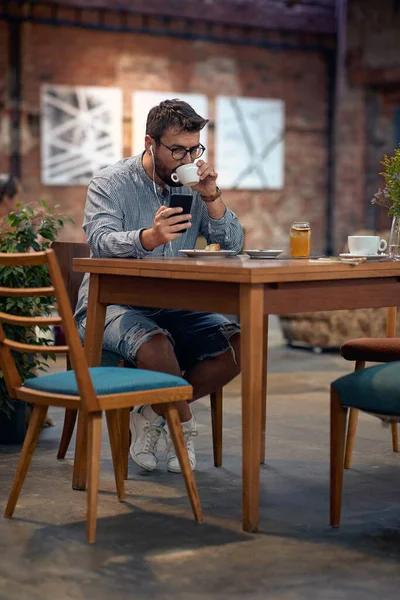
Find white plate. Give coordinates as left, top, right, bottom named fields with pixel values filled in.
left=339, top=253, right=388, bottom=260
left=244, top=249, right=283, bottom=259
left=179, top=249, right=237, bottom=258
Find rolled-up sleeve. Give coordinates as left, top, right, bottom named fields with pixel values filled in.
left=199, top=202, right=244, bottom=253
left=83, top=177, right=150, bottom=258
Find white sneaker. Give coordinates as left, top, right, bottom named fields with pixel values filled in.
left=166, top=413, right=198, bottom=473
left=129, top=407, right=165, bottom=472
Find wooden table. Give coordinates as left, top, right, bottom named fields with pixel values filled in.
left=74, top=255, right=400, bottom=532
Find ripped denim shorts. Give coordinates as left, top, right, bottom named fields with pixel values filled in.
left=76, top=304, right=240, bottom=372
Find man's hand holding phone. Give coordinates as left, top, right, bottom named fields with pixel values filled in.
left=140, top=205, right=192, bottom=251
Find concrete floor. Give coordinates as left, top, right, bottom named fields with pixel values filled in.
left=1, top=321, right=400, bottom=599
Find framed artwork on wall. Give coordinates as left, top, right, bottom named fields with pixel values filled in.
left=41, top=84, right=122, bottom=186
left=132, top=91, right=208, bottom=160
left=215, top=96, right=285, bottom=190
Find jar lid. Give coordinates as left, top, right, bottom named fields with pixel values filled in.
left=291, top=221, right=310, bottom=228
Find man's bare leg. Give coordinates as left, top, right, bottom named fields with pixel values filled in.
left=136, top=333, right=241, bottom=421
left=136, top=333, right=191, bottom=420
left=185, top=332, right=241, bottom=400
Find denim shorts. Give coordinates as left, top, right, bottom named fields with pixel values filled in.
left=76, top=305, right=240, bottom=372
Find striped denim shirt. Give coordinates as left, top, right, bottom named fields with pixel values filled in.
left=75, top=154, right=244, bottom=320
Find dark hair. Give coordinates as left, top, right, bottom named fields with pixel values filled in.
left=0, top=174, right=20, bottom=204
left=146, top=99, right=209, bottom=140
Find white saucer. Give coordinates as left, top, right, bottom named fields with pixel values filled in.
left=244, top=249, right=283, bottom=259
left=339, top=253, right=388, bottom=260
left=179, top=249, right=237, bottom=258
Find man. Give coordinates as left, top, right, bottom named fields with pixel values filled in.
left=75, top=99, right=243, bottom=473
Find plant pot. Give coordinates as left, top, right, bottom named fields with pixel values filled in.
left=0, top=400, right=26, bottom=444
left=389, top=215, right=400, bottom=261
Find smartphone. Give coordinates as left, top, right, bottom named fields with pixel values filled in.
left=169, top=194, right=193, bottom=234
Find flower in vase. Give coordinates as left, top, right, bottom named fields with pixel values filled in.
left=371, top=146, right=400, bottom=218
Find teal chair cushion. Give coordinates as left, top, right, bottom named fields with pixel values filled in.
left=332, top=362, right=400, bottom=416
left=24, top=367, right=189, bottom=396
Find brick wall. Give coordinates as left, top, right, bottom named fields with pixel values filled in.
left=0, top=22, right=9, bottom=174
left=49, top=0, right=337, bottom=35
left=1, top=21, right=332, bottom=251
left=335, top=0, right=400, bottom=247
left=347, top=0, right=400, bottom=74
left=333, top=84, right=366, bottom=250
left=3, top=1, right=398, bottom=254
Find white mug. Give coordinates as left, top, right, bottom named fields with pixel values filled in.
left=171, top=163, right=199, bottom=187
left=348, top=235, right=387, bottom=256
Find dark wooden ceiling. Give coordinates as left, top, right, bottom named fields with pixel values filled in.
left=46, top=0, right=337, bottom=34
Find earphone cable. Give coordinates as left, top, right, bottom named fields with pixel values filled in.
left=150, top=146, right=173, bottom=257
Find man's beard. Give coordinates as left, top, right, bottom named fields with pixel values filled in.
left=153, top=153, right=181, bottom=187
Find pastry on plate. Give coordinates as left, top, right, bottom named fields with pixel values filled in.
left=204, top=243, right=220, bottom=252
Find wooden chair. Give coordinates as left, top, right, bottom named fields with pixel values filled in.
left=52, top=241, right=224, bottom=475
left=340, top=306, right=400, bottom=469
left=0, top=249, right=202, bottom=543
left=330, top=361, right=400, bottom=527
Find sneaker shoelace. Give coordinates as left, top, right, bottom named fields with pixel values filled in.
left=167, top=429, right=198, bottom=455
left=142, top=423, right=166, bottom=454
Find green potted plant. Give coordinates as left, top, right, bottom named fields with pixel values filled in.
left=371, top=145, right=400, bottom=260
left=0, top=200, right=72, bottom=443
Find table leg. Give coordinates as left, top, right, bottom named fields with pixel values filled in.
left=73, top=274, right=106, bottom=491
left=260, top=314, right=269, bottom=464
left=240, top=283, right=264, bottom=532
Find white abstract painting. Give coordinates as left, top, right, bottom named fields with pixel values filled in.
left=216, top=96, right=284, bottom=190
left=41, top=84, right=122, bottom=185
left=132, top=91, right=208, bottom=160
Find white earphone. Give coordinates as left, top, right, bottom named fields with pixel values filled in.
left=149, top=144, right=157, bottom=198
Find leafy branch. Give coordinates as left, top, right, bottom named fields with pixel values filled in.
left=0, top=200, right=73, bottom=416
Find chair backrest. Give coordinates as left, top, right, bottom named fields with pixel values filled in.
left=0, top=249, right=99, bottom=411
left=52, top=241, right=90, bottom=311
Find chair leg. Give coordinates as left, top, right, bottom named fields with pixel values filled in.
left=120, top=407, right=131, bottom=480
left=73, top=410, right=88, bottom=491
left=63, top=361, right=126, bottom=468
left=344, top=408, right=359, bottom=469
left=344, top=360, right=365, bottom=469
left=391, top=423, right=399, bottom=452
left=260, top=393, right=267, bottom=465
left=57, top=408, right=78, bottom=459
left=105, top=410, right=125, bottom=502
left=210, top=388, right=223, bottom=468
left=164, top=403, right=203, bottom=523
left=330, top=387, right=348, bottom=528
left=4, top=405, right=48, bottom=519
left=86, top=412, right=102, bottom=544
left=116, top=362, right=130, bottom=480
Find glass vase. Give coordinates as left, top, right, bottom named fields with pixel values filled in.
left=389, top=215, right=400, bottom=261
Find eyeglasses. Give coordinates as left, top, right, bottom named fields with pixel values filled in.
left=157, top=140, right=206, bottom=161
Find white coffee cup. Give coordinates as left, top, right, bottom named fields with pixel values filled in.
left=171, top=163, right=199, bottom=187
left=347, top=235, right=387, bottom=255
